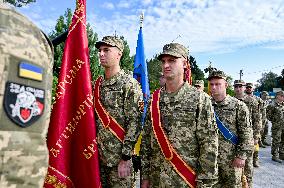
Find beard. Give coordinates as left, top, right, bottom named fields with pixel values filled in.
left=245, top=90, right=252, bottom=94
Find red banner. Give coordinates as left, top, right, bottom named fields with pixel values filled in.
left=44, top=0, right=101, bottom=187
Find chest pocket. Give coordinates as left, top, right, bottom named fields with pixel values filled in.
left=102, top=85, right=124, bottom=109
left=167, top=105, right=197, bottom=135
left=217, top=107, right=237, bottom=128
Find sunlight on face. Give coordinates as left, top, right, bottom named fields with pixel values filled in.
left=209, top=78, right=227, bottom=97
left=160, top=55, right=186, bottom=81
left=234, top=84, right=246, bottom=96
left=98, top=45, right=121, bottom=68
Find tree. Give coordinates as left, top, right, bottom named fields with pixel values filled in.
left=256, top=71, right=279, bottom=91
left=50, top=8, right=134, bottom=98
left=5, top=0, right=35, bottom=7
left=189, top=56, right=205, bottom=81
left=147, top=55, right=205, bottom=92
left=147, top=55, right=162, bottom=92
left=120, top=36, right=134, bottom=71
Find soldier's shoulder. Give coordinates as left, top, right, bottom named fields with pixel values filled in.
left=121, top=70, right=141, bottom=89
left=228, top=96, right=247, bottom=109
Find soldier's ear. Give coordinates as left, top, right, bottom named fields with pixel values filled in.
left=225, top=81, right=228, bottom=88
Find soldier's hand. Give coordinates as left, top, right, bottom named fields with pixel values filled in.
left=232, top=157, right=245, bottom=168
left=118, top=159, right=131, bottom=178
left=141, top=179, right=150, bottom=188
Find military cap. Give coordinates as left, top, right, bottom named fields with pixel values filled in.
left=157, top=43, right=188, bottom=60
left=246, top=83, right=253, bottom=88
left=261, top=91, right=269, bottom=95
left=207, top=70, right=227, bottom=80
left=95, top=35, right=124, bottom=52
left=194, top=80, right=204, bottom=86
left=276, top=90, right=284, bottom=96
left=234, top=79, right=246, bottom=86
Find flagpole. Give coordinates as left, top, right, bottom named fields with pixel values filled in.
left=140, top=12, right=144, bottom=28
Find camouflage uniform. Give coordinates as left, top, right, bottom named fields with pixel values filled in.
left=266, top=91, right=284, bottom=162
left=0, top=3, right=54, bottom=188
left=246, top=83, right=266, bottom=167
left=95, top=36, right=143, bottom=188
left=210, top=73, right=253, bottom=188
left=234, top=82, right=262, bottom=187
left=141, top=43, right=218, bottom=188
left=260, top=91, right=270, bottom=145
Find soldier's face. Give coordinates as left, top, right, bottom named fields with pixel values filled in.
left=161, top=55, right=186, bottom=81
left=276, top=94, right=284, bottom=103
left=98, top=45, right=122, bottom=68
left=245, top=87, right=253, bottom=94
left=209, top=78, right=227, bottom=97
left=234, top=84, right=245, bottom=95
left=261, top=94, right=268, bottom=100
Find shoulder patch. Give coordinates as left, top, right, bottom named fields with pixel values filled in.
left=4, top=82, right=45, bottom=127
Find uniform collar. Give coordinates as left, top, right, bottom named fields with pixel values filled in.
left=102, top=69, right=125, bottom=86
left=162, top=82, right=190, bottom=103
left=212, top=95, right=230, bottom=106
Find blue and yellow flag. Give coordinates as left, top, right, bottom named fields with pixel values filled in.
left=133, top=25, right=150, bottom=155
left=19, top=62, right=43, bottom=81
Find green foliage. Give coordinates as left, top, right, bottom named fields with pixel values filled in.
left=120, top=36, right=134, bottom=71
left=256, top=71, right=280, bottom=92
left=147, top=55, right=205, bottom=92
left=50, top=9, right=134, bottom=99
left=189, top=56, right=205, bottom=81
left=147, top=55, right=162, bottom=92
left=5, top=0, right=35, bottom=7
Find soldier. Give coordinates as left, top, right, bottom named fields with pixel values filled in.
left=245, top=83, right=263, bottom=166
left=210, top=71, right=253, bottom=188
left=0, top=3, right=54, bottom=187
left=234, top=80, right=261, bottom=187
left=260, top=91, right=271, bottom=146
left=266, top=90, right=284, bottom=163
left=194, top=79, right=205, bottom=91
left=94, top=36, right=143, bottom=187
left=141, top=43, right=218, bottom=188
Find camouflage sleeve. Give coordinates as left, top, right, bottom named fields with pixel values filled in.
left=195, top=93, right=218, bottom=187
left=121, top=79, right=143, bottom=157
left=266, top=103, right=274, bottom=122
left=236, top=102, right=254, bottom=159
left=251, top=100, right=262, bottom=139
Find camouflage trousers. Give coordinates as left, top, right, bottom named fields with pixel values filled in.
left=244, top=151, right=254, bottom=188
left=271, top=124, right=284, bottom=157
left=100, top=164, right=134, bottom=188
left=261, top=120, right=269, bottom=142
left=214, top=161, right=242, bottom=188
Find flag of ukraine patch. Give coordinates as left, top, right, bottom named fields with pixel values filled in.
left=19, top=62, right=43, bottom=81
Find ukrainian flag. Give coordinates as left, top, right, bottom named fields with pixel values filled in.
left=19, top=62, right=43, bottom=81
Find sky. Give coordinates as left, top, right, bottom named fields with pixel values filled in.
left=16, top=0, right=284, bottom=86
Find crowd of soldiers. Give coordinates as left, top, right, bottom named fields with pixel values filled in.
left=1, top=2, right=284, bottom=188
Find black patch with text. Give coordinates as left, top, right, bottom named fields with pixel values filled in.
left=4, top=82, right=45, bottom=127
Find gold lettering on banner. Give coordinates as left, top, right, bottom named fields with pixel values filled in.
left=53, top=58, right=86, bottom=104
left=83, top=139, right=98, bottom=159
left=50, top=93, right=94, bottom=158
left=44, top=174, right=67, bottom=188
